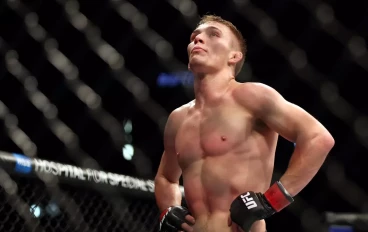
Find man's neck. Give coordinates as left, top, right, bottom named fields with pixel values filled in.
left=193, top=70, right=235, bottom=107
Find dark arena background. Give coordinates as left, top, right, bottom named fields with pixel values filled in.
left=0, top=0, right=367, bottom=231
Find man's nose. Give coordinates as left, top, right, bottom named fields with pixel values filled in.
left=194, top=35, right=204, bottom=44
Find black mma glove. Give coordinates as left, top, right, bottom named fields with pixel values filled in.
left=230, top=181, right=294, bottom=232
left=159, top=206, right=191, bottom=232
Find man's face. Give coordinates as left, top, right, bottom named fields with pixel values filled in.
left=187, top=22, right=237, bottom=74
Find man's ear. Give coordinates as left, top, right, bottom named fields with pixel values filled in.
left=228, top=51, right=243, bottom=66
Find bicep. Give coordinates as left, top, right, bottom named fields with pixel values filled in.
left=262, top=99, right=322, bottom=142
left=156, top=110, right=183, bottom=183
left=157, top=150, right=182, bottom=184
left=240, top=83, right=327, bottom=142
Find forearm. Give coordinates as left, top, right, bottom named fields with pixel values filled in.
left=279, top=133, right=334, bottom=196
left=154, top=176, right=182, bottom=212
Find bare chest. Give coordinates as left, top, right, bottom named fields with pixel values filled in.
left=175, top=109, right=252, bottom=168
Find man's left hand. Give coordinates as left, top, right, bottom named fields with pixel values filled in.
left=229, top=181, right=294, bottom=232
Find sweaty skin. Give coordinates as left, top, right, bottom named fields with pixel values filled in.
left=155, top=19, right=334, bottom=232
left=161, top=82, right=276, bottom=232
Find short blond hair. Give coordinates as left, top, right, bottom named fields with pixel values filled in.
left=197, top=15, right=247, bottom=76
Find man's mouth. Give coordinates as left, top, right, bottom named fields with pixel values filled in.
left=191, top=47, right=206, bottom=53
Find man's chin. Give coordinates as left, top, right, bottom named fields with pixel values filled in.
left=188, top=61, right=208, bottom=73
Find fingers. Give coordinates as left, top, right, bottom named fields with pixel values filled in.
left=181, top=223, right=193, bottom=232
left=228, top=216, right=232, bottom=227
left=180, top=215, right=195, bottom=232
left=185, top=215, right=196, bottom=225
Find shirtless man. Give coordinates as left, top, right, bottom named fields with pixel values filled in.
left=154, top=15, right=335, bottom=232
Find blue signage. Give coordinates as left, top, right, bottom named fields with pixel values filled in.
left=13, top=153, right=32, bottom=174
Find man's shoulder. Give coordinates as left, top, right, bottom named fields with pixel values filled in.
left=164, top=101, right=193, bottom=136
left=233, top=82, right=281, bottom=111
left=233, top=82, right=275, bottom=95
left=175, top=100, right=194, bottom=112
left=167, top=101, right=193, bottom=122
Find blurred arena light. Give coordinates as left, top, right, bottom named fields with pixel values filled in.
left=19, top=7, right=126, bottom=149
left=328, top=225, right=354, bottom=232
left=57, top=0, right=171, bottom=134
left=297, top=0, right=368, bottom=69
left=109, top=0, right=188, bottom=72
left=0, top=168, right=43, bottom=231
left=0, top=151, right=161, bottom=231
left=113, top=0, right=173, bottom=60
left=0, top=3, right=138, bottom=229
left=233, top=0, right=368, bottom=153
left=125, top=134, right=133, bottom=144
left=1, top=38, right=95, bottom=168
left=5, top=1, right=120, bottom=167
left=124, top=120, right=133, bottom=134
left=166, top=0, right=198, bottom=28
left=0, top=100, right=37, bottom=158
left=122, top=144, right=134, bottom=161
left=45, top=202, right=61, bottom=218
left=30, top=204, right=42, bottom=218
left=157, top=71, right=194, bottom=88
left=157, top=73, right=182, bottom=88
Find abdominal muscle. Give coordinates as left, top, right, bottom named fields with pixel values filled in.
left=181, top=153, right=273, bottom=232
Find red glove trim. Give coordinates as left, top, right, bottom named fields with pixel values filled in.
left=160, top=207, right=171, bottom=221
left=264, top=181, right=294, bottom=212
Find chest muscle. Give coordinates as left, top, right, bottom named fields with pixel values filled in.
left=175, top=108, right=251, bottom=168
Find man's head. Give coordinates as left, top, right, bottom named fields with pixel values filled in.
left=187, top=15, right=247, bottom=76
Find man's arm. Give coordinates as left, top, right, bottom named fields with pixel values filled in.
left=155, top=109, right=183, bottom=212
left=236, top=83, right=335, bottom=196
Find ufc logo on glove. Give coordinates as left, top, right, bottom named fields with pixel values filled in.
left=229, top=182, right=294, bottom=232
left=240, top=192, right=257, bottom=209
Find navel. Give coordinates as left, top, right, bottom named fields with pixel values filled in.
left=221, top=136, right=227, bottom=141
